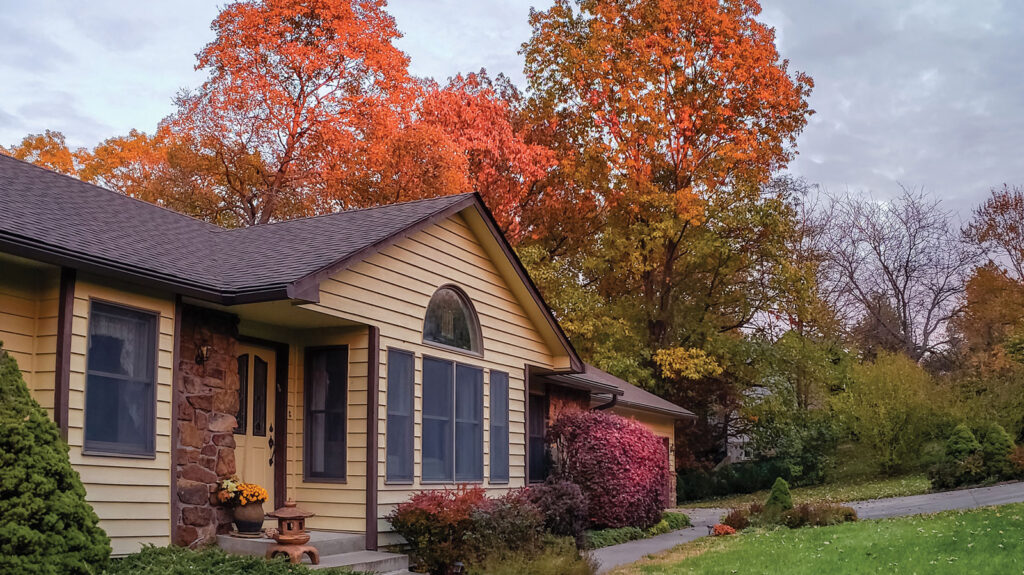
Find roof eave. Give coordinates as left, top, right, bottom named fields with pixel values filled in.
left=615, top=400, right=696, bottom=420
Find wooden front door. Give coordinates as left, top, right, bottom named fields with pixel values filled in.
left=235, top=343, right=276, bottom=504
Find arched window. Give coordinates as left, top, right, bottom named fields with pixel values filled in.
left=423, top=285, right=481, bottom=354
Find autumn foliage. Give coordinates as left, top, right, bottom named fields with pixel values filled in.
left=547, top=410, right=670, bottom=529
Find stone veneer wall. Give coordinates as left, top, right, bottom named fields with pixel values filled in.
left=173, top=305, right=240, bottom=548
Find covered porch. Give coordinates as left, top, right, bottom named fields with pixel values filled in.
left=173, top=297, right=380, bottom=549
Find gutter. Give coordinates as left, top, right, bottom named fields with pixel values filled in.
left=592, top=393, right=618, bottom=411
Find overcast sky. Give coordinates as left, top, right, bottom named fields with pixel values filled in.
left=2, top=0, right=1022, bottom=215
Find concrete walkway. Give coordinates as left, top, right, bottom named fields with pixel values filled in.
left=592, top=507, right=725, bottom=573
left=592, top=481, right=1024, bottom=573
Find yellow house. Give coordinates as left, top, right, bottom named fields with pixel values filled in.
left=0, top=155, right=693, bottom=559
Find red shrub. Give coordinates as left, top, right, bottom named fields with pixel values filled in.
left=712, top=524, right=736, bottom=536
left=386, top=485, right=488, bottom=574
left=548, top=410, right=670, bottom=529
left=721, top=508, right=750, bottom=531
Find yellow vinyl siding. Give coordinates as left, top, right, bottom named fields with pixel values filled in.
left=69, top=275, right=175, bottom=556
left=238, top=321, right=369, bottom=533
left=0, top=256, right=60, bottom=413
left=289, top=327, right=369, bottom=533
left=300, top=213, right=559, bottom=542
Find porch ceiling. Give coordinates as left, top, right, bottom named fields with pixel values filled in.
left=182, top=297, right=364, bottom=329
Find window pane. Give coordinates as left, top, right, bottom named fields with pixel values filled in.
left=252, top=355, right=268, bottom=437
left=422, top=357, right=453, bottom=481
left=386, top=349, right=415, bottom=482
left=423, top=288, right=479, bottom=352
left=235, top=354, right=248, bottom=434
left=306, top=347, right=348, bottom=479
left=489, top=371, right=509, bottom=482
left=84, top=302, right=155, bottom=456
left=455, top=364, right=483, bottom=481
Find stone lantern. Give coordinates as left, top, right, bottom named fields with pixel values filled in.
left=265, top=500, right=319, bottom=565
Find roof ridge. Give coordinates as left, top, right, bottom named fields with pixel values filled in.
left=222, top=192, right=479, bottom=231
left=0, top=153, right=224, bottom=232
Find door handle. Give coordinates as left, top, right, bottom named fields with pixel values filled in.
left=268, top=424, right=275, bottom=466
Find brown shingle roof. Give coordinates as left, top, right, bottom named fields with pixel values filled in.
left=583, top=364, right=695, bottom=419
left=0, top=153, right=474, bottom=301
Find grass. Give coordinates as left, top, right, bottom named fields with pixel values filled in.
left=680, top=474, right=931, bottom=509
left=611, top=503, right=1024, bottom=574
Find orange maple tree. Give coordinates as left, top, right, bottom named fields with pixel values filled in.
left=3, top=130, right=84, bottom=176
left=417, top=72, right=558, bottom=242
left=168, top=0, right=414, bottom=226
left=525, top=0, right=812, bottom=215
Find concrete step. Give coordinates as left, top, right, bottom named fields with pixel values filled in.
left=217, top=530, right=365, bottom=557
left=311, top=550, right=409, bottom=572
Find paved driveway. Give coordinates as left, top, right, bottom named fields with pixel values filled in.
left=593, top=481, right=1024, bottom=573
left=850, top=481, right=1024, bottom=519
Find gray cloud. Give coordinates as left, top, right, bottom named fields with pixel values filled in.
left=764, top=0, right=1024, bottom=214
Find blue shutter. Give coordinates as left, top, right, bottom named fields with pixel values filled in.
left=386, top=349, right=415, bottom=482
left=489, top=371, right=509, bottom=482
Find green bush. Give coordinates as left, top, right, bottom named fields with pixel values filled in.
left=765, top=478, right=794, bottom=512
left=929, top=424, right=985, bottom=489
left=676, top=458, right=797, bottom=502
left=101, top=545, right=354, bottom=574
left=584, top=526, right=644, bottom=549
left=0, top=347, right=111, bottom=574
left=977, top=422, right=1015, bottom=479
left=662, top=512, right=691, bottom=531
left=470, top=536, right=596, bottom=575
left=947, top=424, right=982, bottom=460
left=584, top=512, right=690, bottom=549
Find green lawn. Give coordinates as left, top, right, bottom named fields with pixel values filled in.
left=680, top=474, right=931, bottom=509
left=613, top=503, right=1024, bottom=574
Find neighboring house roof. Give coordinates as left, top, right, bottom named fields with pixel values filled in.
left=581, top=364, right=695, bottom=420
left=0, top=154, right=582, bottom=371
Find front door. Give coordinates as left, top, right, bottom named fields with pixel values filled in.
left=235, top=343, right=276, bottom=505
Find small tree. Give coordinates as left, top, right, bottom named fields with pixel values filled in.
left=548, top=410, right=670, bottom=529
left=0, top=348, right=110, bottom=573
left=764, top=478, right=794, bottom=512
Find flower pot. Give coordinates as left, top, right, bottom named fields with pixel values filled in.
left=233, top=501, right=266, bottom=535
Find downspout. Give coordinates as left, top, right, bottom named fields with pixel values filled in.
left=592, top=393, right=618, bottom=411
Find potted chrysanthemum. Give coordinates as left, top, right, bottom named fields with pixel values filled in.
left=217, top=477, right=269, bottom=536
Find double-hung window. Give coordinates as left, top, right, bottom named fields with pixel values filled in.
left=305, top=346, right=348, bottom=481
left=422, top=357, right=484, bottom=482
left=84, top=301, right=157, bottom=457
